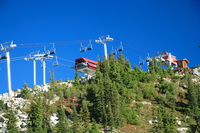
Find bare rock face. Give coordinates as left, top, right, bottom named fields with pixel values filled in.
left=192, top=67, right=200, bottom=76
left=50, top=113, right=59, bottom=125
left=0, top=81, right=73, bottom=132
left=176, top=127, right=188, bottom=133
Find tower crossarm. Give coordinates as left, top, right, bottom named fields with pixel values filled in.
left=95, top=35, right=114, bottom=59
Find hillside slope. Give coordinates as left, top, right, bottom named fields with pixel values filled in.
left=0, top=53, right=199, bottom=133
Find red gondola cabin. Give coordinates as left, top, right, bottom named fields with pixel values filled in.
left=75, top=57, right=97, bottom=74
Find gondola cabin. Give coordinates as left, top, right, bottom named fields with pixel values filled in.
left=75, top=57, right=97, bottom=75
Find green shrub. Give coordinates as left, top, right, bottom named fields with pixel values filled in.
left=142, top=87, right=158, bottom=100
left=156, top=95, right=166, bottom=104
left=0, top=100, right=6, bottom=111
left=20, top=83, right=31, bottom=99
left=178, top=92, right=185, bottom=99
left=122, top=108, right=140, bottom=125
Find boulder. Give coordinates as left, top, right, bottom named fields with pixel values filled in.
left=20, top=121, right=27, bottom=128
left=149, top=120, right=158, bottom=124
left=177, top=127, right=188, bottom=133
left=177, top=120, right=181, bottom=126
left=18, top=115, right=28, bottom=120
left=192, top=67, right=200, bottom=76
left=50, top=113, right=59, bottom=125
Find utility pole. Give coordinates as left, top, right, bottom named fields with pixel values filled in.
left=95, top=35, right=114, bottom=59
left=0, top=41, right=16, bottom=97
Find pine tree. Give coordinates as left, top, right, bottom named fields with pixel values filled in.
left=163, top=112, right=176, bottom=133
left=5, top=110, right=20, bottom=133
left=20, top=83, right=31, bottom=99
left=107, top=101, right=114, bottom=127
left=109, top=54, right=121, bottom=84
left=152, top=105, right=176, bottom=133
left=43, top=91, right=55, bottom=133
left=167, top=66, right=175, bottom=77
left=74, top=71, right=80, bottom=87
left=195, top=110, right=200, bottom=132
left=28, top=97, right=44, bottom=133
left=79, top=100, right=91, bottom=132
left=92, top=59, right=107, bottom=125
left=0, top=100, right=6, bottom=111
left=111, top=83, right=121, bottom=127
left=92, top=56, right=122, bottom=129
left=89, top=119, right=101, bottom=133
left=148, top=57, right=159, bottom=80
left=186, top=70, right=198, bottom=114
left=56, top=106, right=69, bottom=133
left=71, top=104, right=82, bottom=132
left=197, top=84, right=200, bottom=108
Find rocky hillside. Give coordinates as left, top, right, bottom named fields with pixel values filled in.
left=0, top=54, right=200, bottom=133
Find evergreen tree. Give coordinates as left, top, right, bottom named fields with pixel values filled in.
left=148, top=57, right=159, bottom=80
left=71, top=104, right=82, bottom=132
left=148, top=57, right=157, bottom=74
left=92, top=59, right=107, bottom=124
left=167, top=66, right=175, bottom=77
left=142, top=85, right=158, bottom=100
left=79, top=100, right=92, bottom=132
left=111, top=83, right=121, bottom=127
left=163, top=112, right=176, bottom=132
left=89, top=119, right=101, bottom=133
left=197, top=84, right=200, bottom=108
left=109, top=54, right=122, bottom=84
left=152, top=105, right=176, bottom=133
left=28, top=97, right=44, bottom=133
left=20, top=83, right=31, bottom=99
left=186, top=70, right=198, bottom=114
left=56, top=106, right=69, bottom=133
left=117, top=53, right=125, bottom=65
left=91, top=56, right=123, bottom=129
left=122, top=107, right=140, bottom=125
left=5, top=110, right=20, bottom=133
left=43, top=91, right=55, bottom=133
left=190, top=110, right=200, bottom=133
left=73, top=71, right=80, bottom=87
left=0, top=100, right=6, bottom=111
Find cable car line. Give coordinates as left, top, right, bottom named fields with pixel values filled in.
left=57, top=57, right=75, bottom=63
left=15, top=39, right=152, bottom=62
left=106, top=42, right=145, bottom=58
left=46, top=60, right=71, bottom=68
left=11, top=53, right=31, bottom=57
left=0, top=58, right=24, bottom=63
left=11, top=38, right=151, bottom=60
left=1, top=37, right=153, bottom=68
left=0, top=56, right=28, bottom=63
left=15, top=39, right=97, bottom=47
left=114, top=40, right=149, bottom=54
left=124, top=49, right=145, bottom=58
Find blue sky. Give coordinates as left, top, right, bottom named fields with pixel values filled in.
left=0, top=0, right=199, bottom=94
